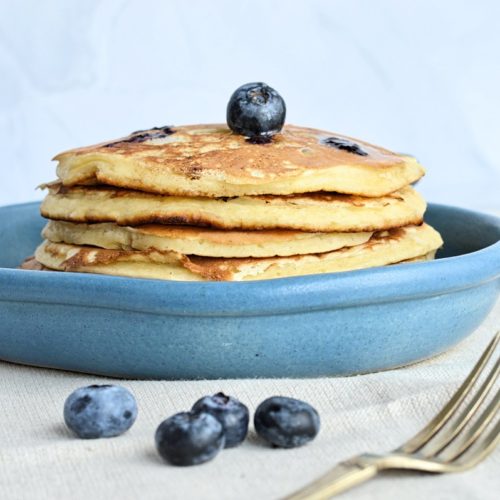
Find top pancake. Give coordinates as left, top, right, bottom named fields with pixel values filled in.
left=54, top=124, right=424, bottom=197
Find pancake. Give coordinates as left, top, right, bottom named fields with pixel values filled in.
left=22, top=251, right=436, bottom=272
left=20, top=256, right=46, bottom=271
left=34, top=223, right=443, bottom=281
left=54, top=124, right=424, bottom=197
left=396, top=253, right=437, bottom=264
left=42, top=221, right=373, bottom=258
left=41, top=184, right=426, bottom=233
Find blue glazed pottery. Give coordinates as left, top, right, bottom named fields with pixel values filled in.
left=0, top=202, right=498, bottom=379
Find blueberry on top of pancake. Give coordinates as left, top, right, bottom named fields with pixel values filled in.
left=226, top=82, right=286, bottom=139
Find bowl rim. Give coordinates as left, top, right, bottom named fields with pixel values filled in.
left=0, top=201, right=499, bottom=316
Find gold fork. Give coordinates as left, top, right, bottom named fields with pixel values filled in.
left=285, top=332, right=500, bottom=499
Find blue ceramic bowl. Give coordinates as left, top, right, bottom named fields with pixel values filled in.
left=0, top=202, right=498, bottom=379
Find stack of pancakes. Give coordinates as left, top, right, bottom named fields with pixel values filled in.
left=26, top=124, right=443, bottom=281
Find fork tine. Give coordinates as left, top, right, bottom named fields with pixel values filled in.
left=454, top=418, right=500, bottom=470
left=418, top=358, right=499, bottom=457
left=439, top=389, right=499, bottom=463
left=398, top=332, right=499, bottom=454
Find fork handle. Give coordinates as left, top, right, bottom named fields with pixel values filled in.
left=284, top=454, right=379, bottom=499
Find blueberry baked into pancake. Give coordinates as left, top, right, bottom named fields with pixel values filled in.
left=23, top=82, right=442, bottom=281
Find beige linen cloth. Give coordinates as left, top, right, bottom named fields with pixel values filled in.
left=0, top=299, right=498, bottom=500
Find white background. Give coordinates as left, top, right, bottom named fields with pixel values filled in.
left=1, top=0, right=499, bottom=211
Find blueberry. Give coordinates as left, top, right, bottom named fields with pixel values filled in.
left=63, top=384, right=138, bottom=439
left=192, top=392, right=249, bottom=448
left=226, top=82, right=286, bottom=139
left=155, top=411, right=225, bottom=466
left=103, top=126, right=175, bottom=147
left=131, top=126, right=175, bottom=136
left=321, top=136, right=368, bottom=156
left=254, top=396, right=320, bottom=448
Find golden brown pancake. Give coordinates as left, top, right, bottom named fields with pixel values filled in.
left=22, top=252, right=437, bottom=272
left=54, top=124, right=424, bottom=197
left=42, top=221, right=373, bottom=258
left=41, top=183, right=426, bottom=232
left=34, top=223, right=443, bottom=281
left=19, top=256, right=47, bottom=271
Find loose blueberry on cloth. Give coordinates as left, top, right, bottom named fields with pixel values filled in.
left=191, top=392, right=249, bottom=448
left=226, top=82, right=286, bottom=139
left=155, top=411, right=225, bottom=466
left=63, top=385, right=138, bottom=439
left=254, top=396, right=320, bottom=448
